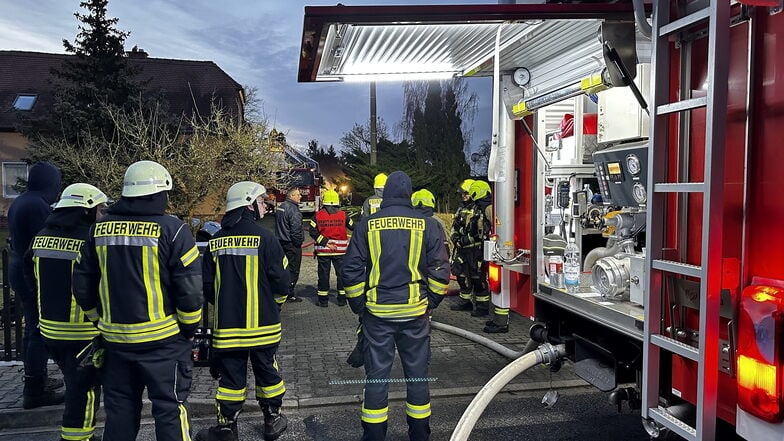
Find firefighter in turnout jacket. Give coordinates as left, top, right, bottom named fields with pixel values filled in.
left=361, top=173, right=387, bottom=219
left=197, top=181, right=290, bottom=441
left=450, top=179, right=492, bottom=317
left=73, top=161, right=203, bottom=441
left=24, top=183, right=107, bottom=441
left=309, top=189, right=353, bottom=307
left=342, top=171, right=450, bottom=441
left=411, top=189, right=449, bottom=253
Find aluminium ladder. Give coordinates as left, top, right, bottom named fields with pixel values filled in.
left=642, top=1, right=730, bottom=441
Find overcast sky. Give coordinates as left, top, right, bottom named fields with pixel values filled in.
left=0, top=0, right=496, bottom=155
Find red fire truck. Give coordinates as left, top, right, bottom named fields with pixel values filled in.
left=268, top=147, right=322, bottom=214
left=299, top=2, right=784, bottom=440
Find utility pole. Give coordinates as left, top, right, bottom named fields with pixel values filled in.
left=370, top=81, right=378, bottom=165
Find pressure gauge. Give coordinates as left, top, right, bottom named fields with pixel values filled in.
left=632, top=182, right=647, bottom=204
left=513, top=67, right=531, bottom=87
left=626, top=154, right=641, bottom=176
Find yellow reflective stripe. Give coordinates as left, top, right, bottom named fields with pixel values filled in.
left=97, top=246, right=111, bottom=322
left=245, top=255, right=259, bottom=328
left=318, top=290, right=329, bottom=297
left=212, top=333, right=282, bottom=349
left=98, top=316, right=180, bottom=344
left=407, top=231, right=418, bottom=303
left=39, top=318, right=98, bottom=331
left=40, top=328, right=98, bottom=341
left=99, top=315, right=177, bottom=333
left=494, top=306, right=509, bottom=316
left=282, top=256, right=288, bottom=269
left=368, top=230, right=382, bottom=303
left=317, top=234, right=325, bottom=243
left=216, top=386, right=247, bottom=401
left=309, top=219, right=317, bottom=227
left=405, top=402, right=431, bottom=419
left=84, top=388, right=95, bottom=430
left=215, top=264, right=221, bottom=324
left=178, top=404, right=190, bottom=441
left=180, top=245, right=199, bottom=267
left=427, top=277, right=448, bottom=295
left=366, top=299, right=428, bottom=318
left=475, top=295, right=490, bottom=302
left=459, top=292, right=472, bottom=301
left=84, top=308, right=100, bottom=322
left=142, top=246, right=164, bottom=321
left=275, top=294, right=287, bottom=304
left=256, top=380, right=286, bottom=398
left=361, top=406, right=388, bottom=424
left=61, top=426, right=95, bottom=440
left=70, top=260, right=80, bottom=322
left=345, top=282, right=365, bottom=298
left=177, top=308, right=202, bottom=325
left=213, top=324, right=281, bottom=338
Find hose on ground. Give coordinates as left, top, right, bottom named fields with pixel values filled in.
left=449, top=343, right=568, bottom=441
left=431, top=321, right=523, bottom=359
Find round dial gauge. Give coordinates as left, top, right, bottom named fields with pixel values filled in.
left=513, top=67, right=531, bottom=87
left=632, top=182, right=647, bottom=204
left=626, top=154, right=641, bottom=176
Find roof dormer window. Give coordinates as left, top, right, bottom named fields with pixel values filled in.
left=13, top=94, right=37, bottom=111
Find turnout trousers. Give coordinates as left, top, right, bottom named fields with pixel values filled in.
left=316, top=254, right=345, bottom=300
left=47, top=341, right=101, bottom=441
left=9, top=254, right=49, bottom=378
left=213, top=346, right=286, bottom=423
left=102, top=336, right=193, bottom=441
left=361, top=313, right=431, bottom=441
left=280, top=241, right=302, bottom=296
left=452, top=246, right=489, bottom=309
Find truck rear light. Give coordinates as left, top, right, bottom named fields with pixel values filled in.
left=488, top=262, right=501, bottom=293
left=737, top=284, right=784, bottom=423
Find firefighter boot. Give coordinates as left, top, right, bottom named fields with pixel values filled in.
left=262, top=405, right=288, bottom=440
left=194, top=421, right=238, bottom=441
left=450, top=296, right=473, bottom=311
left=337, top=294, right=347, bottom=306
left=22, top=375, right=65, bottom=409
left=483, top=322, right=509, bottom=333
left=470, top=303, right=489, bottom=317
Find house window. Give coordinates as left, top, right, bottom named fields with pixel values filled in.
left=2, top=162, right=28, bottom=198
left=12, top=94, right=37, bottom=111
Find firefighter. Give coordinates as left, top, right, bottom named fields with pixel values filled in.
left=450, top=180, right=492, bottom=317
left=8, top=161, right=65, bottom=409
left=23, top=183, right=107, bottom=441
left=361, top=172, right=387, bottom=219
left=73, top=160, right=203, bottom=441
left=411, top=189, right=449, bottom=253
left=449, top=179, right=477, bottom=313
left=309, top=189, right=353, bottom=307
left=275, top=188, right=304, bottom=303
left=343, top=171, right=450, bottom=441
left=196, top=181, right=290, bottom=441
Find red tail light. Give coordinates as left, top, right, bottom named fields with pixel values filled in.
left=488, top=262, right=502, bottom=293
left=737, top=284, right=784, bottom=423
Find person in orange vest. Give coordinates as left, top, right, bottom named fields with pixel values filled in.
left=309, top=189, right=354, bottom=307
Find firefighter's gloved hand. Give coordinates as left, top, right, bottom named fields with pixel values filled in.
left=347, top=329, right=365, bottom=368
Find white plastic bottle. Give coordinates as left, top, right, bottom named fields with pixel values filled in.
left=564, top=237, right=581, bottom=293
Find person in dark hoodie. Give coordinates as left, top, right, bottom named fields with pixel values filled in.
left=308, top=189, right=353, bottom=307
left=197, top=181, right=289, bottom=441
left=342, top=171, right=450, bottom=441
left=24, top=183, right=107, bottom=441
left=275, top=188, right=304, bottom=303
left=72, top=160, right=203, bottom=441
left=7, top=161, right=64, bottom=409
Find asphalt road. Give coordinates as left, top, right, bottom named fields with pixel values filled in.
left=2, top=386, right=651, bottom=441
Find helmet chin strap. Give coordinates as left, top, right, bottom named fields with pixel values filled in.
left=252, top=201, right=262, bottom=220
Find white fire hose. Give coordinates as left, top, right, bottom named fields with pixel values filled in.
left=449, top=343, right=568, bottom=441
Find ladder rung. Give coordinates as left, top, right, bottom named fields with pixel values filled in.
left=653, top=182, right=704, bottom=193
left=659, top=7, right=711, bottom=37
left=649, top=406, right=698, bottom=441
left=650, top=334, right=700, bottom=361
left=656, top=97, right=707, bottom=115
left=652, top=259, right=702, bottom=278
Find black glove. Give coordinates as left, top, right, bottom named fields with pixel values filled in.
left=346, top=324, right=365, bottom=368
left=179, top=323, right=198, bottom=340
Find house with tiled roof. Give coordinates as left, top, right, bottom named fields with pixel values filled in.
left=0, top=49, right=244, bottom=214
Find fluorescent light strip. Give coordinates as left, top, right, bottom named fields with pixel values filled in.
left=342, top=72, right=456, bottom=82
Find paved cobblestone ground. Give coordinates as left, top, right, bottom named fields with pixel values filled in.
left=0, top=218, right=582, bottom=428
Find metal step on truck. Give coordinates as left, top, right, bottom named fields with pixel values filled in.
left=297, top=1, right=784, bottom=439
